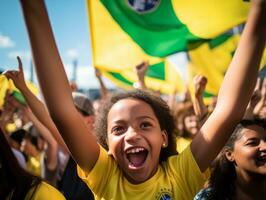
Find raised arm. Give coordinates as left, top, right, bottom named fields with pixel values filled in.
left=192, top=74, right=209, bottom=126
left=254, top=77, right=266, bottom=115
left=134, top=61, right=149, bottom=90
left=243, top=78, right=261, bottom=119
left=4, top=57, right=69, bottom=153
left=94, top=68, right=109, bottom=100
left=20, top=0, right=99, bottom=171
left=22, top=106, right=58, bottom=170
left=191, top=0, right=266, bottom=172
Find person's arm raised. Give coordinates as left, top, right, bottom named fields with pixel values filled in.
left=4, top=57, right=69, bottom=153
left=191, top=0, right=266, bottom=172
left=134, top=61, right=149, bottom=90
left=192, top=74, right=209, bottom=126
left=22, top=106, right=58, bottom=170
left=20, top=0, right=99, bottom=171
left=95, top=68, right=109, bottom=100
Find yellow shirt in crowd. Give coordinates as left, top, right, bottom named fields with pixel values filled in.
left=78, top=146, right=210, bottom=200
left=176, top=137, right=191, bottom=153
left=25, top=181, right=65, bottom=200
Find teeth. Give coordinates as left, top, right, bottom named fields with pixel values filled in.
left=126, top=147, right=145, bottom=154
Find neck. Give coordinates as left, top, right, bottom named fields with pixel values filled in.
left=234, top=172, right=266, bottom=200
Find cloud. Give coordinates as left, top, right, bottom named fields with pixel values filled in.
left=63, top=63, right=98, bottom=88
left=0, top=34, right=15, bottom=48
left=66, top=48, right=79, bottom=59
left=8, top=50, right=31, bottom=61
left=63, top=63, right=115, bottom=89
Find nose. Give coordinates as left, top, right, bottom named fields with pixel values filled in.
left=260, top=140, right=266, bottom=152
left=124, top=128, right=141, bottom=143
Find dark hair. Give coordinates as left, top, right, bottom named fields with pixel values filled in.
left=10, top=129, right=27, bottom=144
left=179, top=105, right=197, bottom=138
left=207, top=119, right=266, bottom=199
left=0, top=128, right=41, bottom=199
left=75, top=106, right=93, bottom=117
left=94, top=90, right=178, bottom=161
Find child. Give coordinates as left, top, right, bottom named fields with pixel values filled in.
left=19, top=0, right=266, bottom=199
left=194, top=119, right=266, bottom=199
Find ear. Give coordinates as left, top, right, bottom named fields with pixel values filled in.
left=85, top=116, right=94, bottom=124
left=161, top=130, right=168, bottom=148
left=225, top=150, right=235, bottom=162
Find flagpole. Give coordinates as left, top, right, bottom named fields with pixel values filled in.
left=72, top=59, right=78, bottom=82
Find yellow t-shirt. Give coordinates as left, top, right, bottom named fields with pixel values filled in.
left=25, top=181, right=65, bottom=200
left=78, top=146, right=210, bottom=200
left=27, top=155, right=42, bottom=177
left=176, top=137, right=191, bottom=153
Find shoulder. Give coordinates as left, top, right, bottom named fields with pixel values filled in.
left=26, top=181, right=65, bottom=200
left=194, top=187, right=215, bottom=200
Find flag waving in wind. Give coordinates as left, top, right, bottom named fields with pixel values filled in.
left=87, top=0, right=250, bottom=93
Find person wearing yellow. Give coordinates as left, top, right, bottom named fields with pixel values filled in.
left=19, top=0, right=266, bottom=199
left=25, top=181, right=65, bottom=200
left=0, top=128, right=65, bottom=200
left=78, top=145, right=209, bottom=199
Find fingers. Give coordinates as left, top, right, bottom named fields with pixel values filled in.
left=94, top=68, right=101, bottom=77
left=135, top=61, right=149, bottom=71
left=17, top=56, right=23, bottom=73
left=135, top=62, right=145, bottom=70
left=3, top=70, right=15, bottom=79
left=2, top=70, right=16, bottom=79
left=193, top=74, right=207, bottom=87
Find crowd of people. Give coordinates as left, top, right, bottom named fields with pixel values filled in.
left=0, top=0, right=266, bottom=199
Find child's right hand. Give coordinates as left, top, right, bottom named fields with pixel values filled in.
left=3, top=56, right=27, bottom=90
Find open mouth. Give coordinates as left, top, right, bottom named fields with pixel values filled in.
left=125, top=147, right=148, bottom=169
left=256, top=155, right=266, bottom=166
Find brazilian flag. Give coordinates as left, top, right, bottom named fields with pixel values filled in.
left=87, top=0, right=250, bottom=94
left=188, top=33, right=266, bottom=101
left=0, top=75, right=38, bottom=108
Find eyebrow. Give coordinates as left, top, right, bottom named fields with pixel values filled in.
left=243, top=137, right=259, bottom=143
left=111, top=116, right=156, bottom=124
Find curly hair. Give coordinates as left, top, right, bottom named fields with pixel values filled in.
left=94, top=90, right=178, bottom=162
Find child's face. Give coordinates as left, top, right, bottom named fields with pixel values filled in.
left=184, top=114, right=199, bottom=136
left=107, top=98, right=168, bottom=184
left=228, top=125, right=266, bottom=177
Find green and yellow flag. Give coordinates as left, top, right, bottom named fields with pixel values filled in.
left=87, top=0, right=250, bottom=94
left=0, top=74, right=38, bottom=109
left=188, top=33, right=266, bottom=100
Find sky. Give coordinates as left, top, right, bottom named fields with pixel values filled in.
left=0, top=0, right=189, bottom=91
left=0, top=0, right=117, bottom=89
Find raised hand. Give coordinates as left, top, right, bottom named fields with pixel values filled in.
left=94, top=68, right=102, bottom=79
left=193, top=74, right=207, bottom=97
left=94, top=68, right=109, bottom=99
left=254, top=77, right=266, bottom=115
left=250, top=78, right=262, bottom=107
left=134, top=61, right=149, bottom=90
left=135, top=61, right=149, bottom=80
left=192, top=74, right=208, bottom=124
left=3, top=57, right=27, bottom=91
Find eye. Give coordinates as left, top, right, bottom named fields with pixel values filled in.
left=140, top=121, right=152, bottom=130
left=111, top=126, right=126, bottom=135
left=246, top=139, right=260, bottom=146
